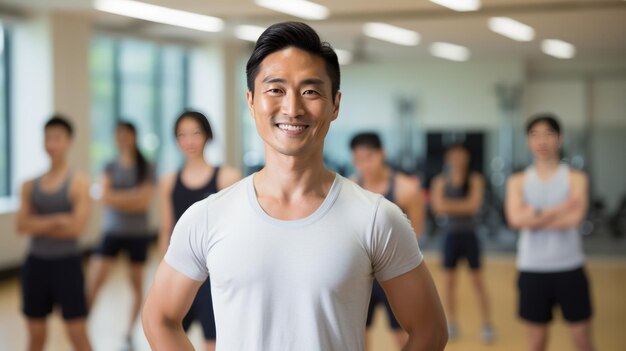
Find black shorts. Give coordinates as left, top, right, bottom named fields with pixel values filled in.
left=518, top=267, right=593, bottom=323
left=95, top=235, right=151, bottom=263
left=442, top=231, right=481, bottom=270
left=21, top=255, right=88, bottom=320
left=366, top=280, right=401, bottom=330
left=183, top=279, right=216, bottom=340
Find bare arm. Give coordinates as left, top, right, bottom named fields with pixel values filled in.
left=381, top=262, right=448, bottom=351
left=157, top=173, right=176, bottom=257
left=396, top=176, right=425, bottom=238
left=142, top=261, right=203, bottom=350
left=542, top=171, right=588, bottom=230
left=102, top=174, right=155, bottom=213
left=16, top=180, right=63, bottom=236
left=46, top=173, right=92, bottom=239
left=217, top=165, right=242, bottom=191
left=505, top=173, right=576, bottom=230
left=431, top=174, right=484, bottom=216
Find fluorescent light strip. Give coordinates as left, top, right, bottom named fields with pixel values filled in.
left=488, top=17, right=535, bottom=42
left=363, top=23, right=420, bottom=46
left=254, top=0, right=329, bottom=20
left=234, top=25, right=266, bottom=42
left=335, top=49, right=353, bottom=65
left=541, top=39, right=576, bottom=59
left=429, top=42, right=470, bottom=62
left=94, top=0, right=224, bottom=32
left=429, top=0, right=481, bottom=12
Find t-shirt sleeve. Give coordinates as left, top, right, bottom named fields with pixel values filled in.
left=164, top=199, right=210, bottom=281
left=370, top=197, right=423, bottom=282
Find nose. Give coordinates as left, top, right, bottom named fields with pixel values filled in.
left=281, top=91, right=305, bottom=118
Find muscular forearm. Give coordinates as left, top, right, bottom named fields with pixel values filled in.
left=403, top=329, right=447, bottom=351
left=19, top=215, right=62, bottom=236
left=104, top=191, right=150, bottom=213
left=144, top=320, right=195, bottom=351
left=542, top=211, right=584, bottom=230
left=436, top=199, right=477, bottom=216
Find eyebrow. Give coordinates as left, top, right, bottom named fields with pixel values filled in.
left=261, top=76, right=325, bottom=86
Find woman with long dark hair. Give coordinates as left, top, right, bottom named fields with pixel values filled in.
left=157, top=110, right=240, bottom=351
left=431, top=143, right=494, bottom=344
left=86, top=121, right=156, bottom=350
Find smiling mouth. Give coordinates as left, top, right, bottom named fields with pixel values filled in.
left=276, top=123, right=309, bottom=134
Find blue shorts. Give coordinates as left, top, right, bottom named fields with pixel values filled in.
left=95, top=235, right=151, bottom=263
left=21, top=255, right=88, bottom=320
left=366, top=280, right=401, bottom=330
left=442, top=231, right=481, bottom=270
left=183, top=279, right=216, bottom=340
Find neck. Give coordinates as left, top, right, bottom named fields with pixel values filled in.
left=119, top=149, right=136, bottom=163
left=449, top=167, right=467, bottom=181
left=185, top=154, right=209, bottom=169
left=256, top=148, right=334, bottom=199
left=534, top=157, right=560, bottom=175
left=362, top=166, right=389, bottom=185
left=49, top=158, right=68, bottom=174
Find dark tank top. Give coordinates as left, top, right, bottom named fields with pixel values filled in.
left=172, top=166, right=220, bottom=223
left=442, top=174, right=476, bottom=233
left=29, top=173, right=80, bottom=258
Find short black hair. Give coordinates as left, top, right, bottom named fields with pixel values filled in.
left=246, top=21, right=340, bottom=100
left=526, top=113, right=561, bottom=135
left=174, top=110, right=213, bottom=143
left=44, top=115, right=73, bottom=137
left=350, top=132, right=383, bottom=150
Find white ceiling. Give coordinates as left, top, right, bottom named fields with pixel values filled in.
left=1, top=0, right=625, bottom=61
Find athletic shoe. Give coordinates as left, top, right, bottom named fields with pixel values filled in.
left=481, top=324, right=495, bottom=344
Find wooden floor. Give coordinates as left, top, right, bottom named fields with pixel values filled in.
left=0, top=251, right=624, bottom=351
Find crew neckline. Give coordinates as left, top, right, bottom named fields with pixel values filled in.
left=247, top=173, right=342, bottom=228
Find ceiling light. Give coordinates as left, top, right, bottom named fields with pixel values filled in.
left=488, top=17, right=535, bottom=42
left=429, top=42, right=470, bottom=62
left=335, top=49, right=353, bottom=65
left=429, top=0, right=481, bottom=12
left=541, top=39, right=576, bottom=59
left=94, top=0, right=224, bottom=32
left=254, top=0, right=329, bottom=20
left=363, top=23, right=420, bottom=46
left=234, top=25, right=266, bottom=42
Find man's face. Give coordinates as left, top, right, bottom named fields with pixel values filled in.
left=44, top=126, right=71, bottom=160
left=527, top=122, right=561, bottom=160
left=352, top=147, right=385, bottom=179
left=246, top=47, right=341, bottom=158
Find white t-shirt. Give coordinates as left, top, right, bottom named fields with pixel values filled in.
left=165, top=173, right=423, bottom=351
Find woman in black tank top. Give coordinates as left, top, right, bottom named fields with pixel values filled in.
left=157, top=111, right=241, bottom=351
left=431, top=143, right=494, bottom=344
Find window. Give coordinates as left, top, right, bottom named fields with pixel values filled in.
left=90, top=36, right=189, bottom=178
left=0, top=23, right=11, bottom=196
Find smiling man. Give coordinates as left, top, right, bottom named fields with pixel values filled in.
left=142, top=22, right=447, bottom=351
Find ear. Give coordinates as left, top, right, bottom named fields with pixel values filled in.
left=246, top=90, right=255, bottom=119
left=331, top=91, right=342, bottom=122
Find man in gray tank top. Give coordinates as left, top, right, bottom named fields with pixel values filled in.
left=506, top=114, right=594, bottom=351
left=16, top=116, right=92, bottom=351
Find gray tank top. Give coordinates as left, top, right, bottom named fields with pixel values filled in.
left=440, top=174, right=476, bottom=233
left=28, top=173, right=80, bottom=258
left=102, top=161, right=155, bottom=237
left=517, top=164, right=585, bottom=272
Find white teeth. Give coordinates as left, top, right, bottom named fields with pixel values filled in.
left=278, top=124, right=306, bottom=132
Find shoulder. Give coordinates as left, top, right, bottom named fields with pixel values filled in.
left=339, top=175, right=382, bottom=204
left=394, top=173, right=421, bottom=199
left=431, top=174, right=445, bottom=188
left=217, top=165, right=242, bottom=190
left=507, top=171, right=525, bottom=187
left=70, top=171, right=90, bottom=189
left=160, top=172, right=177, bottom=190
left=20, top=178, right=35, bottom=194
left=568, top=168, right=588, bottom=186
